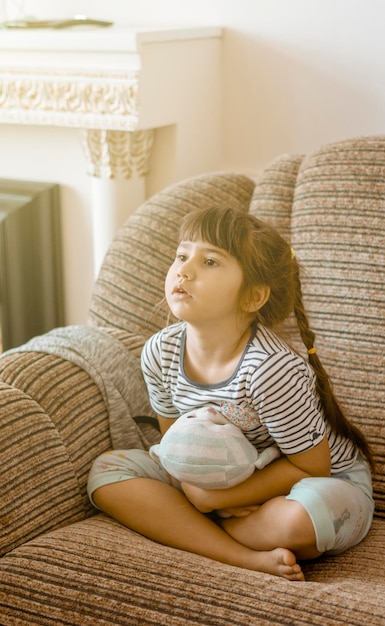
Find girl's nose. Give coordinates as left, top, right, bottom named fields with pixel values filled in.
left=177, top=267, right=190, bottom=279
left=177, top=260, right=193, bottom=280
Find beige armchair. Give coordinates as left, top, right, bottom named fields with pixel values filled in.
left=0, top=135, right=384, bottom=625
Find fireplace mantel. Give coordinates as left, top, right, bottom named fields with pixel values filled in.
left=0, top=26, right=222, bottom=129
left=0, top=25, right=223, bottom=273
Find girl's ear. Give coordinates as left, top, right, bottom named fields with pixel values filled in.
left=242, top=285, right=270, bottom=313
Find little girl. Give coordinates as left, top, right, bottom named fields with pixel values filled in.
left=88, top=206, right=374, bottom=581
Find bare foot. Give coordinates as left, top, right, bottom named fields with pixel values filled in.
left=252, top=548, right=305, bottom=581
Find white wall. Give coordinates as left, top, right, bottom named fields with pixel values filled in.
left=20, top=0, right=385, bottom=168
left=3, top=0, right=385, bottom=324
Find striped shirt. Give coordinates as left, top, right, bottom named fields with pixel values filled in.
left=141, top=321, right=358, bottom=473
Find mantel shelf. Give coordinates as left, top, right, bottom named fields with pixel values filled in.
left=0, top=25, right=222, bottom=52
left=0, top=26, right=222, bottom=131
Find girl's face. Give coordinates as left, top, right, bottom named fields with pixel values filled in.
left=165, top=239, right=247, bottom=327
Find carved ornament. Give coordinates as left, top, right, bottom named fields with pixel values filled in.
left=81, top=129, right=155, bottom=179
left=0, top=66, right=157, bottom=179
left=0, top=67, right=140, bottom=130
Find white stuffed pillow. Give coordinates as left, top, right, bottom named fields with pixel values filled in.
left=150, top=407, right=279, bottom=489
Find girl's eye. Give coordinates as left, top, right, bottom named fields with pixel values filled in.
left=177, top=254, right=187, bottom=262
left=205, top=258, right=218, bottom=266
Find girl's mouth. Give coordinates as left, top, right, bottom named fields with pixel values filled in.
left=172, top=286, right=191, bottom=297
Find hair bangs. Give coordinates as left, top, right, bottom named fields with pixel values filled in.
left=180, top=206, right=243, bottom=256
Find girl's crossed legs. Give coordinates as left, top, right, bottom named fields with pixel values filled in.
left=87, top=450, right=373, bottom=581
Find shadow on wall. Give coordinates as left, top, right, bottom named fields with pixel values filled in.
left=223, top=29, right=384, bottom=172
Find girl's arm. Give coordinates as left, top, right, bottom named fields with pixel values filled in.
left=157, top=415, right=177, bottom=435
left=182, top=436, right=331, bottom=513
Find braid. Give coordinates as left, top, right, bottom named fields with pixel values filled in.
left=292, top=261, right=375, bottom=472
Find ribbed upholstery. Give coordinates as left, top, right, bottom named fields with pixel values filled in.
left=0, top=354, right=109, bottom=557
left=291, top=137, right=385, bottom=513
left=0, top=515, right=384, bottom=625
left=249, top=153, right=304, bottom=242
left=249, top=137, right=385, bottom=515
left=0, top=142, right=384, bottom=624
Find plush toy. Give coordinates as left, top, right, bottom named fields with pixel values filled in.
left=149, top=406, right=280, bottom=489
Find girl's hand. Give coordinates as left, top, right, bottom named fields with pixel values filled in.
left=181, top=482, right=215, bottom=513
left=181, top=481, right=260, bottom=518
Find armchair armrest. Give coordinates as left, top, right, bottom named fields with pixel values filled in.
left=0, top=325, right=154, bottom=555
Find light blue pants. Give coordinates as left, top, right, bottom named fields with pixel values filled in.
left=88, top=450, right=374, bottom=555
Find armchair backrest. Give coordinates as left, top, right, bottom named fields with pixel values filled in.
left=251, top=136, right=385, bottom=511
left=90, top=136, right=385, bottom=512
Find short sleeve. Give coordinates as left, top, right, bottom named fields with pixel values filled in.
left=141, top=333, right=180, bottom=419
left=251, top=351, right=326, bottom=455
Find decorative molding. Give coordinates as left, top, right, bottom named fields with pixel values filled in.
left=81, top=128, right=155, bottom=179
left=0, top=66, right=155, bottom=179
left=0, top=67, right=140, bottom=130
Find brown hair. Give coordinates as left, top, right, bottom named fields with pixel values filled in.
left=180, top=206, right=375, bottom=471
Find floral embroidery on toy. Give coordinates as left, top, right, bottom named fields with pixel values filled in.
left=219, top=401, right=260, bottom=429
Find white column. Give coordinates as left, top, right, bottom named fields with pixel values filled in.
left=80, top=128, right=155, bottom=277
left=89, top=175, right=146, bottom=275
